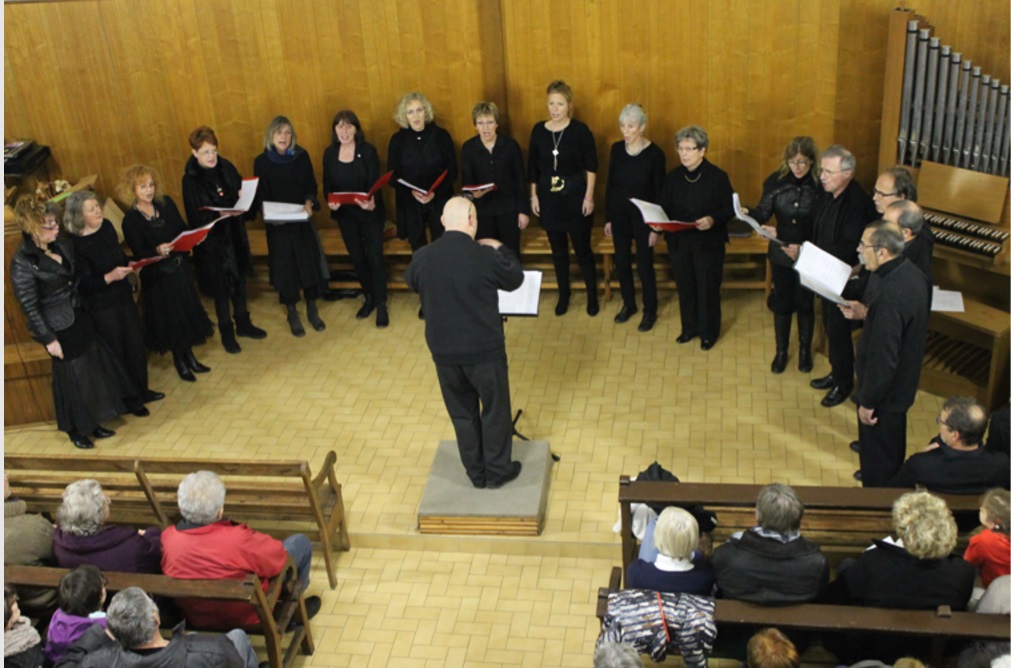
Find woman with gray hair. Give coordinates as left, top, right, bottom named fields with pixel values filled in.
left=657, top=125, right=735, bottom=350
left=604, top=103, right=666, bottom=332
left=52, top=479, right=162, bottom=573
left=66, top=190, right=161, bottom=415
left=626, top=506, right=714, bottom=595
left=253, top=115, right=328, bottom=337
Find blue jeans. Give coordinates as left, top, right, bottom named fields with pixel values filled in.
left=283, top=533, right=312, bottom=592
left=226, top=629, right=259, bottom=668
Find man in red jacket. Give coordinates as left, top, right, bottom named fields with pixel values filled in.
left=160, top=470, right=320, bottom=629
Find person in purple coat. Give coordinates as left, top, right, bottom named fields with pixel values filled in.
left=44, top=565, right=108, bottom=665
left=53, top=480, right=161, bottom=574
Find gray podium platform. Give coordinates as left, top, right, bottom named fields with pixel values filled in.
left=418, top=440, right=553, bottom=536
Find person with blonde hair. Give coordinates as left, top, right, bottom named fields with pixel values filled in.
left=626, top=506, right=714, bottom=594
left=121, top=164, right=214, bottom=382
left=746, top=628, right=799, bottom=668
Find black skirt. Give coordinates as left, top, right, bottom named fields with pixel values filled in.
left=138, top=256, right=214, bottom=353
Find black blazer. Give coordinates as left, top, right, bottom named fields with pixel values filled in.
left=9, top=234, right=79, bottom=344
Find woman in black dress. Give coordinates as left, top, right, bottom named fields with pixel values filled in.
left=182, top=125, right=267, bottom=354
left=528, top=80, right=599, bottom=316
left=658, top=126, right=734, bottom=350
left=120, top=165, right=214, bottom=382
left=9, top=198, right=136, bottom=449
left=253, top=115, right=328, bottom=337
left=744, top=137, right=820, bottom=373
left=460, top=101, right=529, bottom=257
left=64, top=191, right=160, bottom=412
left=323, top=109, right=389, bottom=328
left=604, top=103, right=666, bottom=332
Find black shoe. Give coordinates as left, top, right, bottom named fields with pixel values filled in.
left=92, top=426, right=116, bottom=439
left=69, top=433, right=94, bottom=449
left=287, top=307, right=306, bottom=337
left=853, top=470, right=863, bottom=482
left=131, top=406, right=151, bottom=417
left=487, top=462, right=522, bottom=489
left=219, top=325, right=242, bottom=354
left=798, top=348, right=813, bottom=373
left=173, top=351, right=196, bottom=381
left=700, top=339, right=716, bottom=351
left=306, top=302, right=325, bottom=332
left=676, top=332, right=696, bottom=344
left=185, top=351, right=210, bottom=373
left=142, top=389, right=166, bottom=402
left=322, top=288, right=343, bottom=302
left=234, top=313, right=267, bottom=339
left=586, top=296, right=600, bottom=317
left=555, top=292, right=570, bottom=316
left=287, top=595, right=322, bottom=631
left=771, top=351, right=788, bottom=374
left=471, top=478, right=487, bottom=489
left=614, top=305, right=637, bottom=324
left=418, top=306, right=425, bottom=320
left=821, top=386, right=851, bottom=408
left=849, top=440, right=860, bottom=454
left=356, top=298, right=376, bottom=320
left=376, top=305, right=389, bottom=329
left=810, top=373, right=835, bottom=390
left=637, top=313, right=657, bottom=332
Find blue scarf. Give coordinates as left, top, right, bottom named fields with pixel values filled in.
left=265, top=145, right=299, bottom=165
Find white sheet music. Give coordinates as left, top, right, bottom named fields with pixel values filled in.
left=733, top=193, right=784, bottom=245
left=931, top=286, right=965, bottom=312
left=263, top=201, right=310, bottom=222
left=794, top=242, right=851, bottom=305
left=202, top=177, right=259, bottom=213
left=499, top=271, right=542, bottom=316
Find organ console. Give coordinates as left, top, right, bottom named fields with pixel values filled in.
left=879, top=7, right=1010, bottom=411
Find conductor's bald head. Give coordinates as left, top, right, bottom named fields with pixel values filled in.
left=442, top=197, right=477, bottom=238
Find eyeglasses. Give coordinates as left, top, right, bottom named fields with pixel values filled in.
left=788, top=159, right=811, bottom=167
left=935, top=416, right=950, bottom=427
left=196, top=148, right=218, bottom=157
left=677, top=145, right=701, bottom=153
left=40, top=222, right=60, bottom=231
left=821, top=167, right=851, bottom=177
left=873, top=188, right=898, bottom=197
left=857, top=241, right=882, bottom=251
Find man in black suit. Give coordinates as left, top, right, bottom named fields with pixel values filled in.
left=809, top=145, right=877, bottom=407
left=405, top=197, right=525, bottom=489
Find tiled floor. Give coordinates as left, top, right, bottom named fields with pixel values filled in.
left=4, top=283, right=946, bottom=666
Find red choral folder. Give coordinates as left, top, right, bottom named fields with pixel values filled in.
left=396, top=170, right=448, bottom=197
left=128, top=255, right=167, bottom=270
left=628, top=198, right=701, bottom=233
left=168, top=218, right=221, bottom=253
left=327, top=171, right=393, bottom=206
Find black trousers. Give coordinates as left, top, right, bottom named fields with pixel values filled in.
left=339, top=219, right=387, bottom=305
left=214, top=280, right=249, bottom=325
left=668, top=239, right=725, bottom=341
left=612, top=216, right=658, bottom=314
left=476, top=212, right=521, bottom=258
left=769, top=262, right=814, bottom=315
left=92, top=301, right=148, bottom=395
left=546, top=225, right=596, bottom=296
left=406, top=204, right=445, bottom=251
left=435, top=357, right=514, bottom=486
left=822, top=297, right=854, bottom=390
left=858, top=410, right=907, bottom=487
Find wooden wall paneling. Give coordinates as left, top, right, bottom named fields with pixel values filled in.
left=475, top=1, right=510, bottom=134
left=912, top=0, right=1010, bottom=83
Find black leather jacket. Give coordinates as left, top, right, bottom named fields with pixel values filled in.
left=749, top=171, right=821, bottom=267
left=9, top=233, right=80, bottom=344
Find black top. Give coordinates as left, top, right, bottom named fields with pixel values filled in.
left=253, top=148, right=319, bottom=219
left=121, top=197, right=190, bottom=279
left=749, top=170, right=821, bottom=266
left=387, top=122, right=457, bottom=195
left=460, top=134, right=530, bottom=217
left=604, top=141, right=666, bottom=224
left=888, top=442, right=1011, bottom=493
left=181, top=155, right=245, bottom=228
left=9, top=234, right=79, bottom=344
left=322, top=140, right=387, bottom=225
left=710, top=530, right=828, bottom=604
left=71, top=220, right=132, bottom=311
left=527, top=119, right=598, bottom=186
left=811, top=181, right=877, bottom=265
left=658, top=158, right=735, bottom=249
left=903, top=227, right=934, bottom=284
left=626, top=556, right=715, bottom=596
left=404, top=231, right=524, bottom=366
left=987, top=403, right=1010, bottom=456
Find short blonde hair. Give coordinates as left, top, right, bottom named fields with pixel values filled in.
left=893, top=490, right=957, bottom=560
left=746, top=628, right=799, bottom=668
left=394, top=92, right=434, bottom=129
left=471, top=101, right=499, bottom=125
left=117, top=165, right=163, bottom=208
left=653, top=506, right=698, bottom=561
left=13, top=196, right=48, bottom=238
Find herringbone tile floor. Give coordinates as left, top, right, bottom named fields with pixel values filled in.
left=4, top=283, right=946, bottom=666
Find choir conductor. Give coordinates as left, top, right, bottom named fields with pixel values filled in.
left=405, top=197, right=525, bottom=489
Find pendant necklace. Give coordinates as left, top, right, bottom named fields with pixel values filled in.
left=551, top=128, right=565, bottom=171
left=684, top=170, right=702, bottom=184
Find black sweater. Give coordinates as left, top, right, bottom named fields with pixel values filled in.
left=658, top=158, right=734, bottom=249
left=604, top=141, right=666, bottom=224
left=321, top=140, right=387, bottom=225
left=460, top=134, right=529, bottom=217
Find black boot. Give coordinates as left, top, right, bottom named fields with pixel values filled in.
left=287, top=304, right=305, bottom=337
left=219, top=323, right=242, bottom=354
left=234, top=312, right=267, bottom=339
left=173, top=350, right=196, bottom=381
left=306, top=299, right=325, bottom=332
left=797, top=312, right=814, bottom=373
left=185, top=348, right=210, bottom=373
left=771, top=314, right=791, bottom=374
left=555, top=290, right=570, bottom=316
left=375, top=304, right=389, bottom=328
left=356, top=297, right=376, bottom=320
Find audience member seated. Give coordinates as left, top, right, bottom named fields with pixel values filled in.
left=160, top=470, right=321, bottom=630
left=711, top=483, right=828, bottom=603
left=73, top=587, right=256, bottom=668
left=45, top=565, right=108, bottom=666
left=964, top=489, right=1010, bottom=589
left=4, top=585, right=46, bottom=668
left=889, top=397, right=1010, bottom=493
left=53, top=479, right=162, bottom=573
left=957, top=575, right=1011, bottom=668
left=986, top=401, right=1010, bottom=456
left=593, top=641, right=645, bottom=668
left=746, top=627, right=799, bottom=668
left=824, top=490, right=975, bottom=663
left=627, top=507, right=714, bottom=595
left=4, top=473, right=57, bottom=615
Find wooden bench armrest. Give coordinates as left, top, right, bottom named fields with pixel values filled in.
left=596, top=567, right=622, bottom=622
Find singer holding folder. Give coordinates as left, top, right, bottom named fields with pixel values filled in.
left=182, top=126, right=267, bottom=354
left=658, top=126, right=734, bottom=350
left=323, top=110, right=389, bottom=328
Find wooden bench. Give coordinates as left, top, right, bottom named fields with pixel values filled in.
left=595, top=566, right=1009, bottom=666
left=616, top=477, right=982, bottom=578
left=6, top=560, right=314, bottom=668
left=4, top=451, right=350, bottom=589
